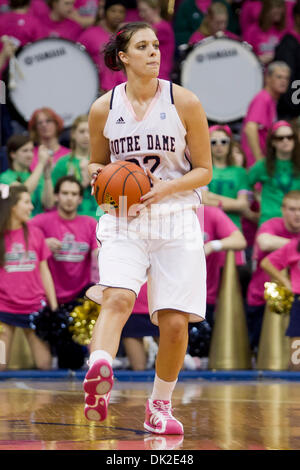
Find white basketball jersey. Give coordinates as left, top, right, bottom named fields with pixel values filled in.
left=103, top=79, right=202, bottom=210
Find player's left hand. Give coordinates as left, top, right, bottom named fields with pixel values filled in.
left=139, top=169, right=173, bottom=207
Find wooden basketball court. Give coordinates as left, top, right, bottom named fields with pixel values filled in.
left=1, top=378, right=300, bottom=450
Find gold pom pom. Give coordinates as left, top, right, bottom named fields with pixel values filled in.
left=69, top=299, right=101, bottom=345
left=264, top=282, right=294, bottom=314
left=0, top=322, right=4, bottom=334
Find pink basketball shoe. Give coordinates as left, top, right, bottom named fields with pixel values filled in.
left=144, top=399, right=184, bottom=435
left=83, top=359, right=114, bottom=422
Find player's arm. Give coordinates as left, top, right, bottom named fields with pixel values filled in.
left=88, top=93, right=112, bottom=180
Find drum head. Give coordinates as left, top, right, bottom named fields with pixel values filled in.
left=181, top=37, right=263, bottom=122
left=7, top=38, right=99, bottom=128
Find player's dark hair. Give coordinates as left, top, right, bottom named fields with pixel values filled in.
left=6, top=135, right=32, bottom=169
left=0, top=185, right=29, bottom=267
left=54, top=175, right=84, bottom=197
left=103, top=22, right=155, bottom=72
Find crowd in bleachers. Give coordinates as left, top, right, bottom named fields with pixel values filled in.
left=1, top=0, right=300, bottom=371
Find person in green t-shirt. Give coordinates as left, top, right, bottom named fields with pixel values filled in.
left=0, top=135, right=54, bottom=216
left=202, top=125, right=250, bottom=229
left=51, top=115, right=102, bottom=219
left=249, top=120, right=300, bottom=225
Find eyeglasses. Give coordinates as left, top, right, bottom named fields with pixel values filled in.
left=272, top=134, right=295, bottom=142
left=211, top=138, right=230, bottom=146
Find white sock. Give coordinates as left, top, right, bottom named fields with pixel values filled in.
left=150, top=374, right=178, bottom=402
left=88, top=350, right=113, bottom=368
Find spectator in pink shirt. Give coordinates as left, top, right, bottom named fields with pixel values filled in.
left=261, top=238, right=300, bottom=370
left=0, top=0, right=44, bottom=78
left=30, top=175, right=98, bottom=305
left=244, top=0, right=288, bottom=65
left=28, top=107, right=70, bottom=171
left=189, top=2, right=239, bottom=44
left=78, top=0, right=127, bottom=93
left=241, top=61, right=290, bottom=167
left=40, top=0, right=83, bottom=41
left=240, top=0, right=295, bottom=40
left=246, top=190, right=300, bottom=352
left=137, top=0, right=175, bottom=80
left=0, top=185, right=58, bottom=370
left=30, top=0, right=98, bottom=28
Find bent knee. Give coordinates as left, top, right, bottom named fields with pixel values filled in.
left=159, top=313, right=189, bottom=343
left=102, top=288, right=136, bottom=315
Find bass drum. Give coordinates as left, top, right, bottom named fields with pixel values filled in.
left=181, top=36, right=263, bottom=123
left=7, top=38, right=99, bottom=128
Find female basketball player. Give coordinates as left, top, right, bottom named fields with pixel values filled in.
left=84, top=22, right=212, bottom=435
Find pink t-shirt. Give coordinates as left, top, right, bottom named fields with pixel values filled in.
left=266, top=239, right=300, bottom=294
left=30, top=211, right=98, bottom=303
left=241, top=0, right=294, bottom=39
left=247, top=217, right=300, bottom=306
left=245, top=24, right=287, bottom=57
left=189, top=29, right=239, bottom=45
left=40, top=14, right=83, bottom=41
left=200, top=206, right=240, bottom=305
left=132, top=282, right=148, bottom=314
left=240, top=0, right=262, bottom=39
left=30, top=145, right=70, bottom=171
left=154, top=20, right=175, bottom=80
left=0, top=11, right=44, bottom=43
left=0, top=11, right=44, bottom=78
left=78, top=26, right=126, bottom=91
left=241, top=89, right=277, bottom=168
left=0, top=225, right=51, bottom=314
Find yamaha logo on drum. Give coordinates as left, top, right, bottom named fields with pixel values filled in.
left=24, top=47, right=66, bottom=65
left=196, top=48, right=238, bottom=63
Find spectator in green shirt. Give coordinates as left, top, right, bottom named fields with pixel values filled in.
left=202, top=125, right=250, bottom=229
left=0, top=135, right=54, bottom=216
left=51, top=115, right=101, bottom=219
left=249, top=120, right=300, bottom=225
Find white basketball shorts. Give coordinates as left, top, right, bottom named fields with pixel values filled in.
left=95, top=208, right=206, bottom=325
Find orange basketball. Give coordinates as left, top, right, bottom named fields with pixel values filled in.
left=94, top=161, right=151, bottom=216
